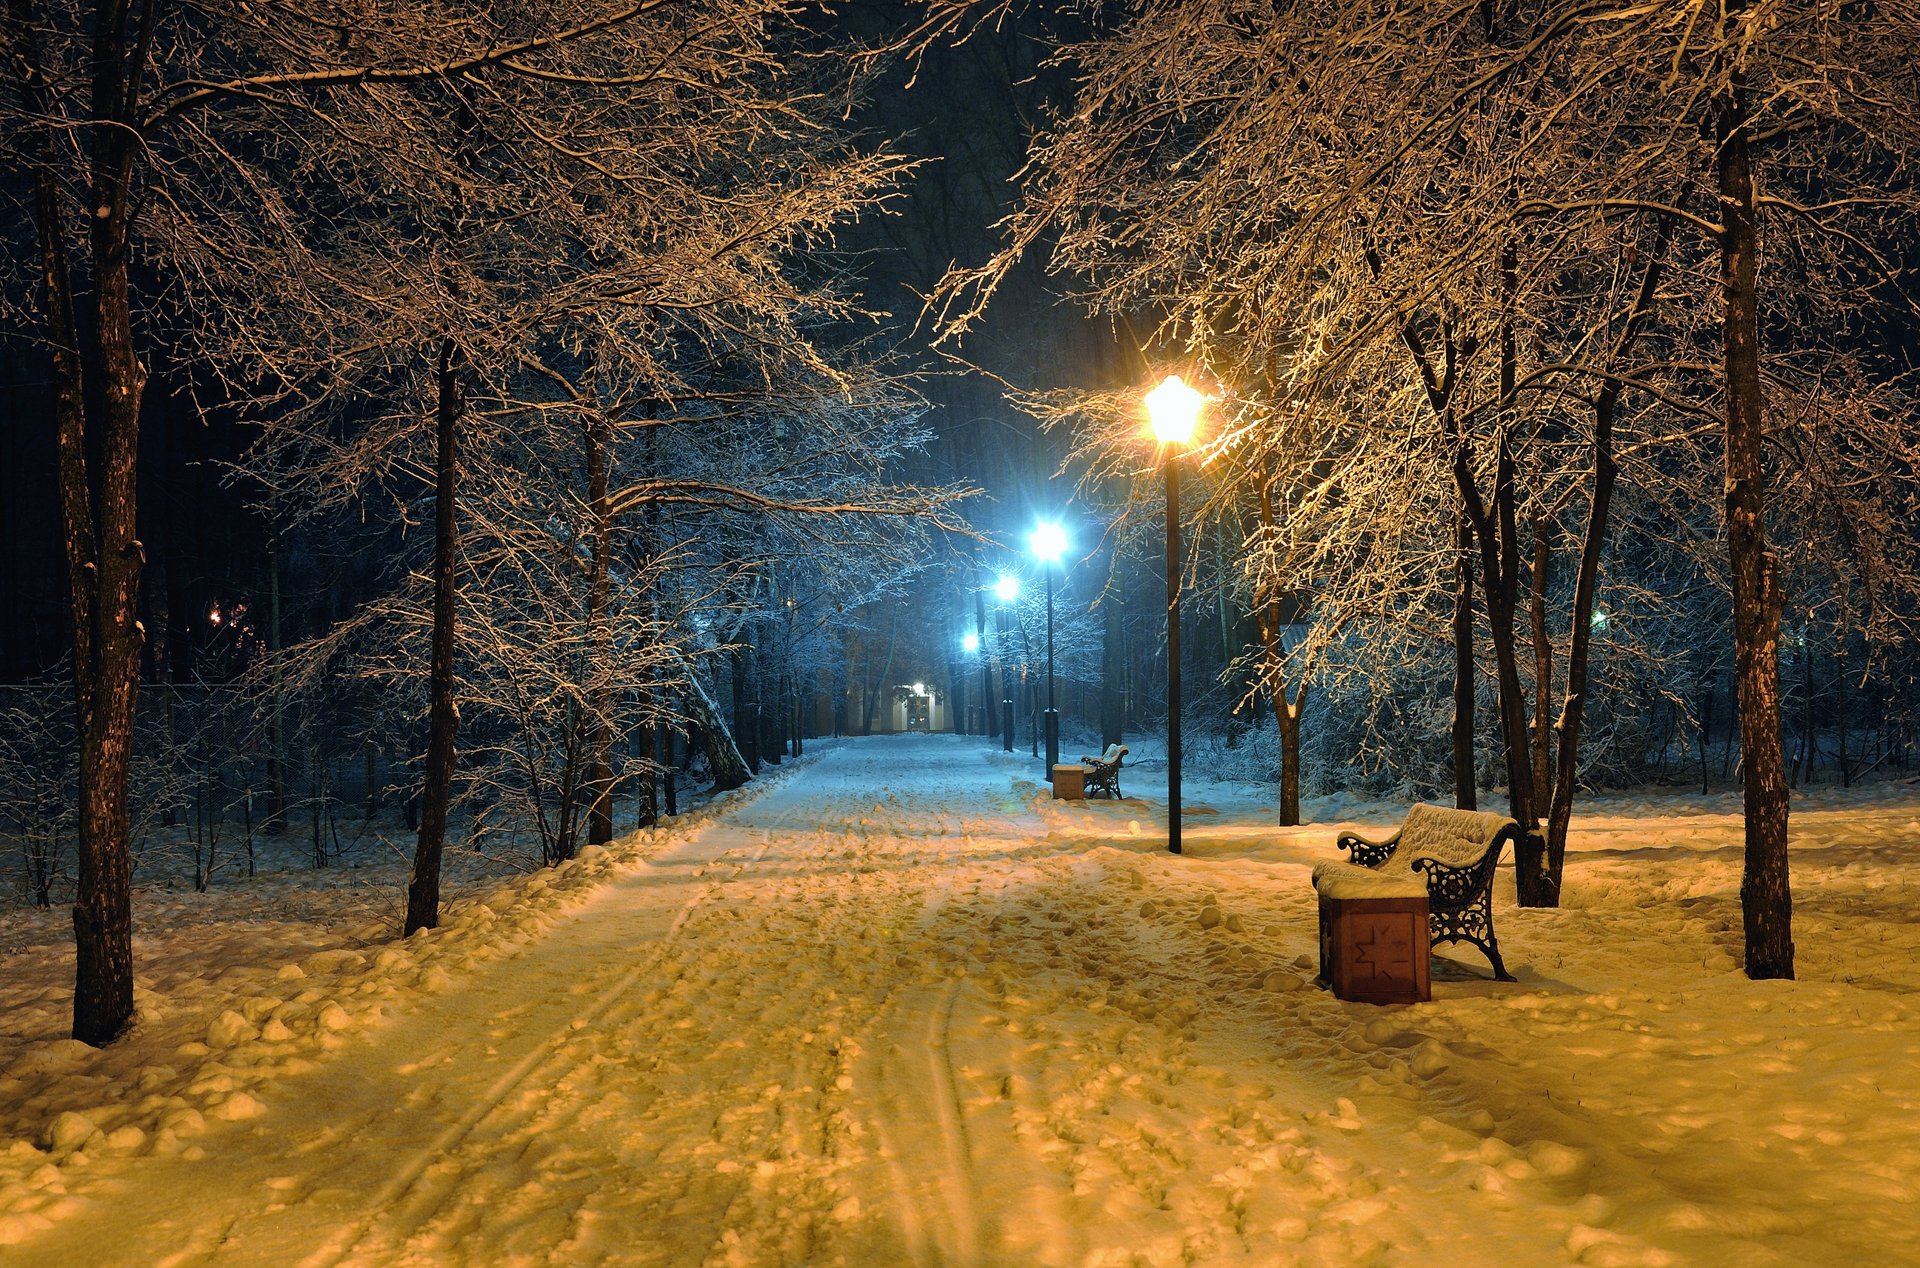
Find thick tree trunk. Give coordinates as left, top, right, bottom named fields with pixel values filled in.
left=1715, top=64, right=1793, bottom=979
left=16, top=0, right=153, bottom=1045
left=682, top=667, right=750, bottom=790
left=1277, top=690, right=1303, bottom=824
left=405, top=339, right=461, bottom=936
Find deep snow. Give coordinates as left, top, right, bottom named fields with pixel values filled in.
left=3, top=734, right=1919, bottom=1266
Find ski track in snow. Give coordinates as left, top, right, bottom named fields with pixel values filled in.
left=4, top=735, right=1920, bottom=1265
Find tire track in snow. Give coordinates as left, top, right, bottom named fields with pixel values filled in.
left=858, top=973, right=981, bottom=1267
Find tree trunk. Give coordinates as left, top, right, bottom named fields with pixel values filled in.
left=1697, top=681, right=1714, bottom=796
left=1529, top=524, right=1552, bottom=808
left=682, top=666, right=750, bottom=790
left=1255, top=477, right=1305, bottom=826
left=584, top=414, right=614, bottom=847
left=266, top=535, right=287, bottom=834
left=1715, top=56, right=1794, bottom=979
left=860, top=612, right=896, bottom=735
left=733, top=637, right=758, bottom=775
left=16, top=0, right=152, bottom=1045
left=1100, top=568, right=1124, bottom=749
left=1453, top=510, right=1477, bottom=810
left=405, top=338, right=461, bottom=936
left=1541, top=207, right=1675, bottom=901
left=1461, top=431, right=1541, bottom=900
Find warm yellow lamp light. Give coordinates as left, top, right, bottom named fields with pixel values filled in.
left=1145, top=374, right=1206, bottom=446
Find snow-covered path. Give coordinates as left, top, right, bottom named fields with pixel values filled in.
left=7, top=735, right=1920, bottom=1266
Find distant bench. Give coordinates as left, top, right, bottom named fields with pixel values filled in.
left=1079, top=744, right=1128, bottom=799
left=1311, top=803, right=1518, bottom=982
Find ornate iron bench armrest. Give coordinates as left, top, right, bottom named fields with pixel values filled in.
left=1336, top=829, right=1401, bottom=869
left=1409, top=847, right=1514, bottom=981
left=1409, top=852, right=1497, bottom=910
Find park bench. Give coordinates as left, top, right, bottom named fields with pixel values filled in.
left=1311, top=803, right=1519, bottom=983
left=1079, top=744, right=1128, bottom=799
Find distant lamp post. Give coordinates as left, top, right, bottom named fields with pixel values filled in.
left=960, top=630, right=982, bottom=735
left=1146, top=373, right=1207, bottom=855
left=1028, top=520, right=1068, bottom=780
left=995, top=574, right=1019, bottom=751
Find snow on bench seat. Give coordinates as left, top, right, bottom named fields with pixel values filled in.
left=1310, top=861, right=1427, bottom=900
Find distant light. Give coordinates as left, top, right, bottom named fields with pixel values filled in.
left=912, top=682, right=925, bottom=696
left=1145, top=374, right=1207, bottom=446
left=1028, top=520, right=1068, bottom=565
left=1591, top=610, right=1609, bottom=632
left=962, top=632, right=980, bottom=653
left=995, top=574, right=1020, bottom=603
left=209, top=608, right=222, bottom=626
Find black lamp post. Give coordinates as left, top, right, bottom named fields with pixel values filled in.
left=1146, top=374, right=1206, bottom=855
left=1029, top=521, right=1067, bottom=780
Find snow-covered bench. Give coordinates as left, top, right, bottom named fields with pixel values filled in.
left=1080, top=744, right=1128, bottom=799
left=1312, top=803, right=1518, bottom=981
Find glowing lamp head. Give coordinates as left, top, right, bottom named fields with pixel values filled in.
left=1145, top=374, right=1207, bottom=446
left=912, top=682, right=926, bottom=696
left=962, top=632, right=980, bottom=653
left=994, top=574, right=1020, bottom=603
left=1028, top=520, right=1068, bottom=565
left=209, top=608, right=223, bottom=626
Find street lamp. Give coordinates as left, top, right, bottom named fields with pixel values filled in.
left=995, top=574, right=1019, bottom=751
left=1146, top=373, right=1207, bottom=855
left=1028, top=520, right=1068, bottom=780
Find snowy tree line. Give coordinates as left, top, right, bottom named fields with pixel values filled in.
left=2, top=0, right=970, bottom=1045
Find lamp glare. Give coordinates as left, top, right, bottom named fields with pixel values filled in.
left=1029, top=521, right=1068, bottom=564
left=1145, top=374, right=1206, bottom=446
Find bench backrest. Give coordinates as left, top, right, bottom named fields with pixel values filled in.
left=1395, top=803, right=1518, bottom=870
left=1094, top=743, right=1127, bottom=766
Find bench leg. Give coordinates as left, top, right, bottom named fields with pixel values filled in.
left=1429, top=892, right=1515, bottom=982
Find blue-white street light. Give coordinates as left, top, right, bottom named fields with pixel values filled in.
left=1028, top=521, right=1068, bottom=780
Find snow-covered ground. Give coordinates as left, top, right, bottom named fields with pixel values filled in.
left=4, top=734, right=1919, bottom=1266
